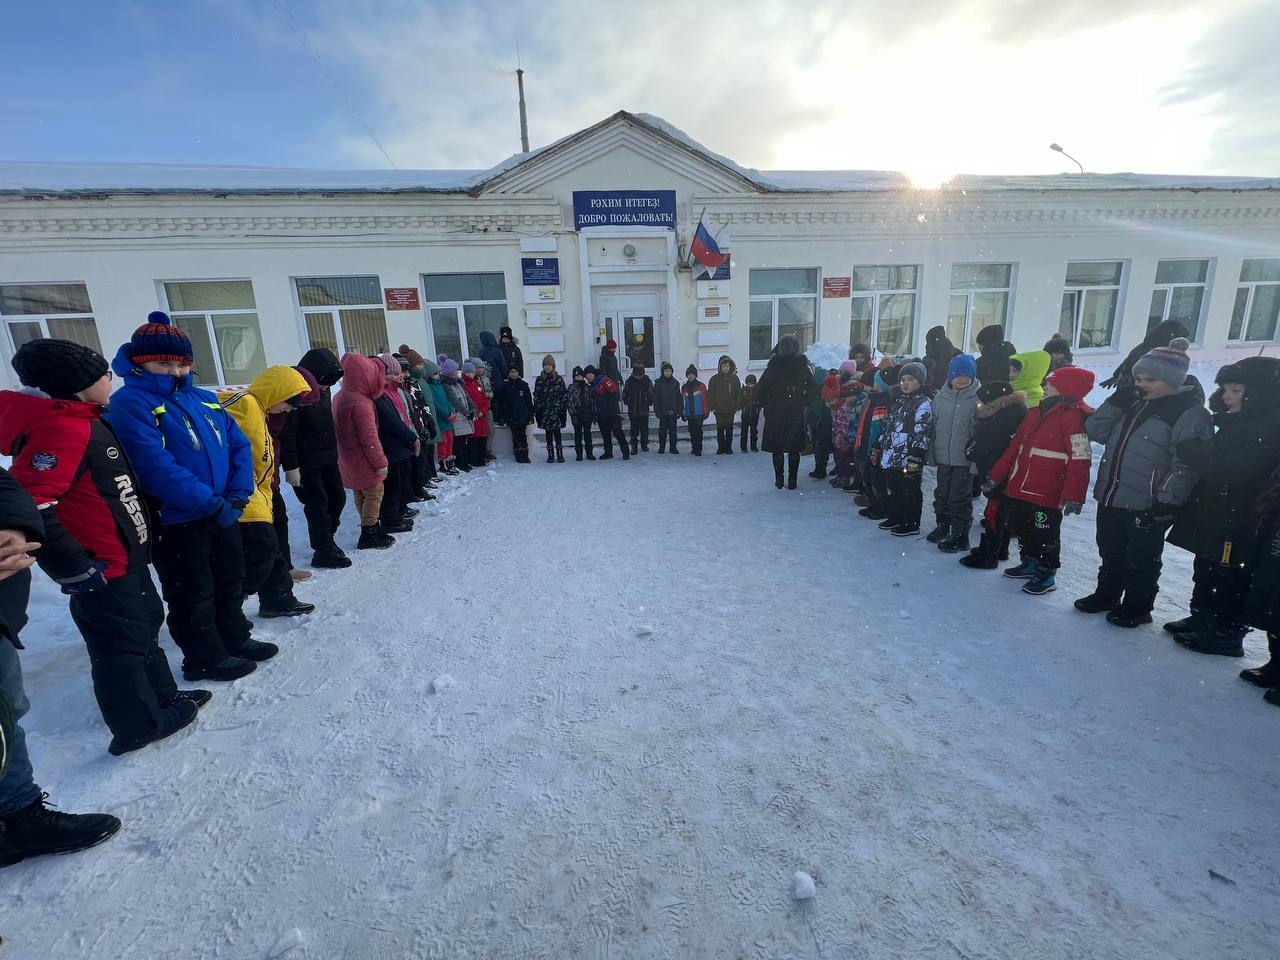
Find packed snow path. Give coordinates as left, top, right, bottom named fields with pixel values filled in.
left=6, top=453, right=1278, bottom=960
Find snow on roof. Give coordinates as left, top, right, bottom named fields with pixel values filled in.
left=2, top=112, right=1277, bottom=198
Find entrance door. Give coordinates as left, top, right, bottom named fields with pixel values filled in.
left=595, top=292, right=662, bottom=378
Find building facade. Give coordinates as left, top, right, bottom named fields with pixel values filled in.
left=1, top=111, right=1278, bottom=389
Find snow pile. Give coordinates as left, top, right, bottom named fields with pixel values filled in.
left=805, top=342, right=850, bottom=371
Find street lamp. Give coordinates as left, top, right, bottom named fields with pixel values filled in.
left=1050, top=143, right=1085, bottom=174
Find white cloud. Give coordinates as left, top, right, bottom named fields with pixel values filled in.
left=281, top=0, right=1275, bottom=178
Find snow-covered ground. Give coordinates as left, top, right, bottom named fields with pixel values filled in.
left=4, top=452, right=1278, bottom=959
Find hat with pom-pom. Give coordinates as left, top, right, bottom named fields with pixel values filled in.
left=1133, top=336, right=1192, bottom=388
left=128, top=311, right=194, bottom=364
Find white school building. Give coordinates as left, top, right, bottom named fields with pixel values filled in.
left=1, top=110, right=1278, bottom=389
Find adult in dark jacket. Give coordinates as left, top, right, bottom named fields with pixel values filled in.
left=1166, top=357, right=1280, bottom=655
left=494, top=367, right=536, bottom=463
left=0, top=466, right=122, bottom=866
left=282, top=347, right=348, bottom=568
left=1241, top=462, right=1280, bottom=702
left=756, top=336, right=818, bottom=489
left=652, top=362, right=682, bottom=454
left=974, top=324, right=1017, bottom=388
left=961, top=382, right=1028, bottom=567
left=598, top=339, right=623, bottom=387
left=498, top=327, right=524, bottom=378
left=924, top=326, right=962, bottom=390
left=1100, top=319, right=1190, bottom=390
left=588, top=366, right=630, bottom=460
left=621, top=365, right=653, bottom=454
left=707, top=355, right=742, bottom=455
left=478, top=331, right=508, bottom=385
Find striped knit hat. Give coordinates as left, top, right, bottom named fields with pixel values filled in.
left=1132, top=337, right=1192, bottom=388
left=128, top=311, right=194, bottom=364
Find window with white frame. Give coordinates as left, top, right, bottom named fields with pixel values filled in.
left=295, top=276, right=390, bottom=357
left=422, top=273, right=509, bottom=362
left=748, top=268, right=818, bottom=361
left=1059, top=261, right=1124, bottom=349
left=1, top=282, right=104, bottom=355
left=946, top=263, right=1014, bottom=353
left=162, top=280, right=268, bottom=386
left=1229, top=258, right=1280, bottom=343
left=850, top=265, right=918, bottom=357
left=1148, top=259, right=1210, bottom=340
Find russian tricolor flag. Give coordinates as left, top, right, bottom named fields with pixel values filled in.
left=689, top=210, right=729, bottom=271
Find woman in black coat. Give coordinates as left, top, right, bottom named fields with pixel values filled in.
left=1242, top=464, right=1280, bottom=701
left=755, top=336, right=818, bottom=489
left=497, top=327, right=524, bottom=378
left=1099, top=319, right=1190, bottom=390
left=1167, top=357, right=1280, bottom=658
left=924, top=325, right=961, bottom=390
left=974, top=324, right=1017, bottom=387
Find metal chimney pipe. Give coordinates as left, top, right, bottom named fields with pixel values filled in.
left=516, top=69, right=530, bottom=153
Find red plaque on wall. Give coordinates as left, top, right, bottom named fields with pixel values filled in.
left=384, top=287, right=421, bottom=310
left=822, top=277, right=851, bottom=298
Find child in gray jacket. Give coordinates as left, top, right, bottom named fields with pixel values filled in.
left=928, top=355, right=980, bottom=553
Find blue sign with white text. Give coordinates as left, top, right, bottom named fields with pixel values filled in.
left=572, top=190, right=677, bottom=230
left=521, top=257, right=560, bottom=286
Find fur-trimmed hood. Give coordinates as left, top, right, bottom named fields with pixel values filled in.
left=976, top=389, right=1027, bottom=419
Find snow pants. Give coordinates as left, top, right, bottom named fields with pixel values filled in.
left=933, top=464, right=975, bottom=530
left=740, top=409, right=759, bottom=451
left=629, top=413, right=650, bottom=451
left=295, top=462, right=345, bottom=553
left=572, top=417, right=594, bottom=459
left=657, top=416, right=679, bottom=453
left=379, top=459, right=412, bottom=523
left=715, top=416, right=735, bottom=453
left=151, top=515, right=249, bottom=667
left=510, top=424, right=529, bottom=461
left=543, top=427, right=563, bottom=457
left=1190, top=554, right=1253, bottom=626
left=271, top=489, right=293, bottom=571
left=0, top=640, right=38, bottom=817
left=241, top=521, right=295, bottom=614
left=598, top=416, right=629, bottom=458
left=863, top=462, right=889, bottom=514
left=69, top=568, right=178, bottom=742
left=686, top=416, right=705, bottom=455
left=1003, top=498, right=1063, bottom=569
left=884, top=469, right=923, bottom=527
left=1094, top=505, right=1169, bottom=614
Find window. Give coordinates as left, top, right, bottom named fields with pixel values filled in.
left=947, top=263, right=1014, bottom=353
left=1148, top=259, right=1209, bottom=340
left=162, top=280, right=267, bottom=386
left=295, top=276, right=390, bottom=357
left=0, top=282, right=104, bottom=355
left=748, top=269, right=818, bottom=361
left=1229, top=258, right=1280, bottom=343
left=850, top=265, right=918, bottom=357
left=422, top=272, right=509, bottom=361
left=1059, top=261, right=1124, bottom=349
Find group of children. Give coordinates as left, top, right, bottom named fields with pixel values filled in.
left=793, top=323, right=1280, bottom=710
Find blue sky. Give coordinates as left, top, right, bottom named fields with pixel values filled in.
left=4, top=0, right=1277, bottom=181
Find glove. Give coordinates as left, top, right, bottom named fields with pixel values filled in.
left=1110, top=385, right=1142, bottom=409
left=57, top=559, right=109, bottom=595
left=1137, top=504, right=1177, bottom=531
left=1060, top=501, right=1083, bottom=516
left=284, top=468, right=301, bottom=487
left=214, top=500, right=243, bottom=528
left=905, top=456, right=924, bottom=476
left=981, top=479, right=998, bottom=496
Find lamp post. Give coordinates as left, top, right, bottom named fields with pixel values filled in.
left=1049, top=143, right=1085, bottom=174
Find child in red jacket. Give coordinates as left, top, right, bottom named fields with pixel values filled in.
left=1, top=339, right=208, bottom=755
left=984, top=366, right=1096, bottom=595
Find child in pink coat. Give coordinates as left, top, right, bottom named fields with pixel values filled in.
left=331, top=353, right=394, bottom=549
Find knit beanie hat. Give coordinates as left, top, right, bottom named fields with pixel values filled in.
left=398, top=344, right=425, bottom=368
left=462, top=360, right=477, bottom=375
left=745, top=373, right=757, bottom=384
left=543, top=355, right=557, bottom=370
left=899, top=361, right=928, bottom=386
left=838, top=359, right=859, bottom=376
left=685, top=363, right=698, bottom=376
left=500, top=326, right=514, bottom=341
left=777, top=335, right=801, bottom=357
left=605, top=339, right=617, bottom=352
left=976, top=381, right=1014, bottom=404
left=661, top=362, right=674, bottom=374
left=396, top=356, right=411, bottom=373
left=438, top=356, right=460, bottom=378
left=420, top=358, right=440, bottom=377
left=947, top=353, right=978, bottom=382
left=11, top=338, right=109, bottom=400
left=466, top=357, right=489, bottom=374
left=378, top=353, right=400, bottom=377
left=128, top=311, right=194, bottom=364
left=1043, top=336, right=1072, bottom=356
left=583, top=364, right=598, bottom=376
left=572, top=365, right=585, bottom=378
left=1132, top=337, right=1192, bottom=388
left=1045, top=365, right=1096, bottom=401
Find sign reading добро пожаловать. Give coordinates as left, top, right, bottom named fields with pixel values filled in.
left=572, top=191, right=677, bottom=230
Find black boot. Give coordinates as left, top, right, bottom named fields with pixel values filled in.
left=258, top=596, right=316, bottom=618
left=1163, top=610, right=1209, bottom=636
left=556, top=443, right=565, bottom=464
left=1241, top=633, right=1280, bottom=687
left=108, top=698, right=198, bottom=756
left=0, top=794, right=122, bottom=867
left=939, top=526, right=971, bottom=554
left=774, top=459, right=785, bottom=489
left=383, top=517, right=414, bottom=534
left=1175, top=618, right=1248, bottom=657
left=167, top=689, right=212, bottom=709
left=959, top=533, right=1000, bottom=569
left=227, top=638, right=280, bottom=662
left=547, top=447, right=555, bottom=463
left=925, top=522, right=949, bottom=544
left=1074, top=592, right=1122, bottom=614
left=787, top=455, right=799, bottom=490
left=357, top=522, right=395, bottom=550
left=311, top=547, right=352, bottom=569
left=1106, top=608, right=1153, bottom=629
left=182, top=655, right=257, bottom=682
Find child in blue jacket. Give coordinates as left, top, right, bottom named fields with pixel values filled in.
left=106, top=312, right=266, bottom=683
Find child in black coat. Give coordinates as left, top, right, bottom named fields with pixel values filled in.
left=621, top=364, right=653, bottom=455
left=960, top=381, right=1028, bottom=569
left=494, top=366, right=536, bottom=463
left=739, top=374, right=760, bottom=451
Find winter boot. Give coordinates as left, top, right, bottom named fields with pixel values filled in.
left=853, top=494, right=871, bottom=507
left=1002, top=556, right=1038, bottom=579
left=556, top=442, right=565, bottom=463
left=939, top=526, right=971, bottom=554
left=1163, top=610, right=1209, bottom=636
left=167, top=689, right=212, bottom=709
left=829, top=476, right=844, bottom=487
left=878, top=516, right=900, bottom=530
left=383, top=517, right=414, bottom=534
left=1074, top=592, right=1122, bottom=614
left=586, top=450, right=596, bottom=461
left=891, top=522, right=921, bottom=537
left=182, top=656, right=257, bottom=682
left=859, top=505, right=888, bottom=520
left=547, top=448, right=555, bottom=463
left=576, top=451, right=584, bottom=462
left=1106, top=608, right=1153, bottom=629
left=1021, top=563, right=1057, bottom=595
left=787, top=459, right=799, bottom=490
left=1175, top=618, right=1248, bottom=658
left=809, top=466, right=827, bottom=480
left=311, top=547, right=352, bottom=569
left=258, top=597, right=315, bottom=618
left=0, top=794, right=121, bottom=867
left=357, top=523, right=395, bottom=550
left=926, top=522, right=950, bottom=544
left=401, top=506, right=420, bottom=520
left=1240, top=634, right=1280, bottom=687
left=774, top=460, right=785, bottom=489
left=1264, top=687, right=1280, bottom=707
left=227, top=638, right=280, bottom=662
left=108, top=698, right=198, bottom=756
